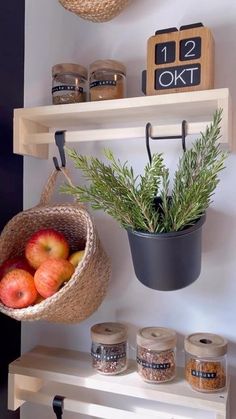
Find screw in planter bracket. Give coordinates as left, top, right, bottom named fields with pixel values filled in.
left=53, top=395, right=65, bottom=419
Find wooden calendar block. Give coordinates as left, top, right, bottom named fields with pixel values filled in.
left=146, top=23, right=214, bottom=95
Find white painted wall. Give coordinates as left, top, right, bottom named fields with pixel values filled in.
left=22, top=0, right=236, bottom=417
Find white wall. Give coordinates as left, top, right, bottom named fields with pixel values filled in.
left=22, top=0, right=236, bottom=417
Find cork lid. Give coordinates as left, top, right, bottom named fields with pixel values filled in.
left=137, top=327, right=177, bottom=351
left=52, top=63, right=88, bottom=79
left=184, top=333, right=228, bottom=357
left=89, top=59, right=126, bottom=75
left=91, top=322, right=128, bottom=344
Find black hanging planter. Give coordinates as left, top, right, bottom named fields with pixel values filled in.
left=127, top=214, right=206, bottom=291
left=127, top=120, right=206, bottom=291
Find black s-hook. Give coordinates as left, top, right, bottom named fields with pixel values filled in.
left=53, top=395, right=64, bottom=419
left=53, top=131, right=66, bottom=170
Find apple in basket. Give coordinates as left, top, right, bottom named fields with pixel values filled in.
left=68, top=250, right=85, bottom=268
left=0, top=256, right=35, bottom=279
left=25, top=228, right=70, bottom=269
left=0, top=269, right=38, bottom=309
left=34, top=257, right=75, bottom=298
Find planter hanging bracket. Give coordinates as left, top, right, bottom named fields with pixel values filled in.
left=145, top=120, right=187, bottom=163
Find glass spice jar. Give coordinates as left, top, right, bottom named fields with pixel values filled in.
left=90, top=322, right=128, bottom=375
left=89, top=59, right=126, bottom=101
left=184, top=332, right=228, bottom=393
left=136, top=327, right=177, bottom=383
left=52, top=63, right=87, bottom=105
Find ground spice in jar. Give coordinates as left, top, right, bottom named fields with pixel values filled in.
left=136, top=327, right=177, bottom=383
left=91, top=322, right=128, bottom=375
left=53, top=91, right=86, bottom=105
left=89, top=59, right=126, bottom=101
left=184, top=333, right=228, bottom=393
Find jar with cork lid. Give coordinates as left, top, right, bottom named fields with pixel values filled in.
left=184, top=332, right=228, bottom=393
left=52, top=63, right=87, bottom=105
left=136, top=327, right=177, bottom=383
left=89, top=59, right=126, bottom=101
left=91, top=322, right=128, bottom=375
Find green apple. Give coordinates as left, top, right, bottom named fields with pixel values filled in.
left=68, top=250, right=85, bottom=268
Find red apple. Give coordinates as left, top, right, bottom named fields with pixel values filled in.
left=34, top=294, right=45, bottom=305
left=34, top=257, right=75, bottom=298
left=25, top=228, right=70, bottom=270
left=0, top=256, right=35, bottom=280
left=68, top=250, right=85, bottom=268
left=0, top=269, right=38, bottom=309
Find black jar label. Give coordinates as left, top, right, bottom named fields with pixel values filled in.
left=52, top=85, right=83, bottom=94
left=91, top=349, right=126, bottom=361
left=191, top=369, right=217, bottom=379
left=90, top=80, right=117, bottom=89
left=137, top=357, right=171, bottom=369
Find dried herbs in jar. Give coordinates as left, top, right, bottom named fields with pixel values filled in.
left=136, top=327, right=177, bottom=383
left=184, top=332, right=228, bottom=392
left=91, top=322, right=128, bottom=375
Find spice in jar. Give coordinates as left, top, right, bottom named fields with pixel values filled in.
left=91, top=322, right=128, bottom=375
left=89, top=59, right=126, bottom=101
left=184, top=332, right=227, bottom=392
left=52, top=63, right=87, bottom=105
left=136, top=327, right=177, bottom=383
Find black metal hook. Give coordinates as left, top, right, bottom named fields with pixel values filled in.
left=145, top=122, right=152, bottom=164
left=53, top=130, right=66, bottom=170
left=53, top=395, right=64, bottom=419
left=182, top=120, right=187, bottom=152
left=145, top=120, right=187, bottom=163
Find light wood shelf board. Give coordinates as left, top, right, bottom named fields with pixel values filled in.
left=13, top=88, right=232, bottom=158
left=8, top=346, right=229, bottom=418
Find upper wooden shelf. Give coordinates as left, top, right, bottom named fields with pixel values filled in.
left=14, top=88, right=232, bottom=159
left=8, top=346, right=229, bottom=418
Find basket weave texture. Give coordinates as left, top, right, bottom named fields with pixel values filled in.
left=58, top=0, right=130, bottom=22
left=0, top=169, right=111, bottom=323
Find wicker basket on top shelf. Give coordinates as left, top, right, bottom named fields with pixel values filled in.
left=58, top=0, right=130, bottom=22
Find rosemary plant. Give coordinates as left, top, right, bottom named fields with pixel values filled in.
left=62, top=109, right=227, bottom=233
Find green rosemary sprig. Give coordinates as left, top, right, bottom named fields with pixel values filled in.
left=168, top=109, right=227, bottom=231
left=62, top=109, right=227, bottom=233
left=62, top=148, right=165, bottom=232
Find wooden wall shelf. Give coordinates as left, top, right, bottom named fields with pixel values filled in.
left=8, top=346, right=229, bottom=418
left=14, top=88, right=232, bottom=159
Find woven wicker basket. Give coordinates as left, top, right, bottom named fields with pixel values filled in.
left=58, top=0, right=130, bottom=22
left=0, top=169, right=111, bottom=323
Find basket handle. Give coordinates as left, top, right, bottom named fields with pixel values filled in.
left=39, top=168, right=79, bottom=206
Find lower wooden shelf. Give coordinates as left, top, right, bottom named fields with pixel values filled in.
left=8, top=346, right=229, bottom=419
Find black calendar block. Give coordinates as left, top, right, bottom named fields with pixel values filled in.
left=180, top=37, right=201, bottom=61
left=155, top=64, right=201, bottom=90
left=155, top=41, right=176, bottom=64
